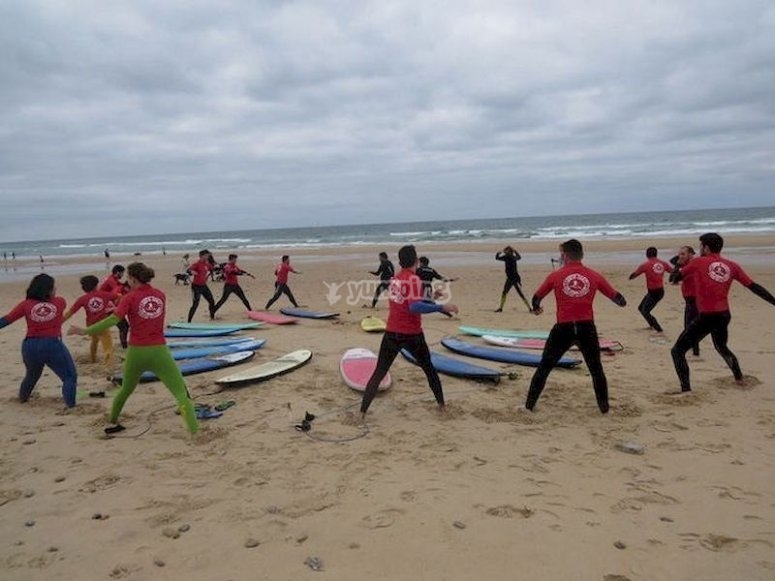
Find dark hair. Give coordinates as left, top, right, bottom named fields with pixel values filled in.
left=111, top=265, right=125, bottom=276
left=560, top=239, right=584, bottom=261
left=646, top=246, right=658, bottom=258
left=379, top=252, right=388, bottom=260
left=127, top=262, right=155, bottom=284
left=26, top=273, right=55, bottom=301
left=228, top=254, right=238, bottom=261
left=680, top=245, right=695, bottom=255
left=199, top=249, right=210, bottom=257
left=398, top=245, right=417, bottom=268
left=699, top=233, right=723, bottom=253
left=419, top=256, right=429, bottom=266
left=80, top=275, right=99, bottom=292
left=281, top=255, right=289, bottom=262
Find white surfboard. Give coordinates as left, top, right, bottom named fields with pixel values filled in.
left=215, top=349, right=312, bottom=385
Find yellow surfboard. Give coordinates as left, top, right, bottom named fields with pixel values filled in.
left=360, top=316, right=386, bottom=333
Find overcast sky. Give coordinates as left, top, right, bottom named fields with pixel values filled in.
left=1, top=1, right=774, bottom=242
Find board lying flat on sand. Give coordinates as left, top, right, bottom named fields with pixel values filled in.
left=458, top=325, right=550, bottom=340
left=246, top=310, right=298, bottom=325
left=113, top=351, right=256, bottom=384
left=280, top=307, right=339, bottom=319
left=401, top=349, right=501, bottom=383
left=167, top=336, right=260, bottom=349
left=168, top=321, right=262, bottom=330
left=340, top=348, right=391, bottom=391
left=482, top=334, right=623, bottom=352
left=360, top=316, right=386, bottom=333
left=215, top=349, right=313, bottom=385
left=441, top=337, right=581, bottom=368
left=164, top=327, right=244, bottom=338
left=169, top=339, right=266, bottom=361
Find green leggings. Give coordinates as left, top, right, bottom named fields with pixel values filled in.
left=113, top=345, right=199, bottom=434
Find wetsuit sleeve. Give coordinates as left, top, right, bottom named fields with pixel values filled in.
left=747, top=283, right=775, bottom=306
left=0, top=317, right=9, bottom=330
left=628, top=263, right=645, bottom=279
left=514, top=251, right=521, bottom=260
left=495, top=252, right=505, bottom=262
left=531, top=275, right=554, bottom=310
left=85, top=314, right=121, bottom=336
left=409, top=301, right=445, bottom=314
left=596, top=274, right=625, bottom=305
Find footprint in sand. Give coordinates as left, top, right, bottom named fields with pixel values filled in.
left=361, top=508, right=405, bottom=529
left=484, top=504, right=534, bottom=518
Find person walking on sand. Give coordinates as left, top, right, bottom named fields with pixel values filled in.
left=494, top=245, right=530, bottom=312
left=264, top=255, right=301, bottom=310
left=68, top=262, right=199, bottom=435
left=0, top=274, right=78, bottom=408
left=212, top=254, right=255, bottom=315
left=186, top=249, right=217, bottom=322
left=523, top=239, right=627, bottom=414
left=669, top=233, right=775, bottom=395
left=367, top=252, right=394, bottom=308
left=360, top=245, right=459, bottom=419
left=629, top=246, right=673, bottom=335
left=63, top=275, right=119, bottom=376
left=669, top=245, right=700, bottom=357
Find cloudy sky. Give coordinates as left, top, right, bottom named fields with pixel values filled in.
left=1, top=1, right=773, bottom=241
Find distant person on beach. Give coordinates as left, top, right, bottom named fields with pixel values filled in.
left=104, top=248, right=110, bottom=260
left=0, top=274, right=78, bottom=408
left=416, top=256, right=457, bottom=300
left=495, top=245, right=530, bottom=312
left=63, top=275, right=117, bottom=375
left=186, top=249, right=217, bottom=322
left=523, top=239, right=627, bottom=414
left=367, top=252, right=394, bottom=308
left=100, top=265, right=130, bottom=348
left=12, top=252, right=16, bottom=260
left=629, top=247, right=672, bottom=334
left=39, top=255, right=44, bottom=269
left=68, top=263, right=199, bottom=435
left=360, top=245, right=459, bottom=418
left=669, top=245, right=700, bottom=357
left=669, top=233, right=775, bottom=395
left=212, top=254, right=255, bottom=315
left=182, top=253, right=190, bottom=267
left=264, top=255, right=301, bottom=310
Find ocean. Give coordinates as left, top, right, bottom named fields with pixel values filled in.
left=2, top=206, right=775, bottom=261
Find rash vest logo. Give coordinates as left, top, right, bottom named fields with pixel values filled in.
left=137, top=296, right=164, bottom=320
left=562, top=273, right=591, bottom=298
left=87, top=297, right=106, bottom=314
left=30, top=302, right=58, bottom=322
left=708, top=261, right=731, bottom=283
left=652, top=263, right=665, bottom=274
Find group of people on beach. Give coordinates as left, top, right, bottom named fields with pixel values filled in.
left=1, top=232, right=774, bottom=435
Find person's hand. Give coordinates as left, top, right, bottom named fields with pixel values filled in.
left=67, top=325, right=85, bottom=336
left=531, top=307, right=543, bottom=316
left=441, top=303, right=459, bottom=316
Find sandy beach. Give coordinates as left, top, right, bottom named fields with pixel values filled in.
left=1, top=236, right=774, bottom=581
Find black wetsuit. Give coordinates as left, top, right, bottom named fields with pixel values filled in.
left=370, top=259, right=395, bottom=307
left=496, top=251, right=528, bottom=308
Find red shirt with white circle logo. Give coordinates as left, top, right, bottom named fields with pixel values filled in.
left=534, top=262, right=619, bottom=323
left=680, top=253, right=753, bottom=313
left=67, top=290, right=117, bottom=326
left=386, top=268, right=425, bottom=334
left=3, top=296, right=67, bottom=338
left=632, top=258, right=673, bottom=290
left=113, top=284, right=167, bottom=346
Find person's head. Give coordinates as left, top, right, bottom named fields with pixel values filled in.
left=199, top=249, right=210, bottom=259
left=378, top=252, right=388, bottom=260
left=281, top=255, right=290, bottom=263
left=398, top=245, right=418, bottom=269
left=26, top=273, right=55, bottom=301
left=126, top=262, right=155, bottom=285
left=111, top=264, right=125, bottom=278
left=560, top=239, right=584, bottom=262
left=646, top=246, right=658, bottom=258
left=419, top=256, right=430, bottom=266
left=503, top=245, right=515, bottom=254
left=228, top=254, right=238, bottom=262
left=699, top=232, right=723, bottom=255
left=677, top=245, right=695, bottom=265
left=80, top=275, right=99, bottom=292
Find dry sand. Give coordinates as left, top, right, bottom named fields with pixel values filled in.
left=1, top=236, right=774, bottom=580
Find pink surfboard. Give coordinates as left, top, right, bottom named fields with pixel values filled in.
left=340, top=348, right=391, bottom=392
left=247, top=310, right=298, bottom=325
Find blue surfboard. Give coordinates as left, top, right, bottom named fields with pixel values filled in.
left=169, top=339, right=266, bottom=361
left=164, top=327, right=244, bottom=338
left=279, top=307, right=339, bottom=319
left=401, top=349, right=502, bottom=383
left=112, top=351, right=256, bottom=384
left=167, top=336, right=261, bottom=349
left=441, top=337, right=581, bottom=368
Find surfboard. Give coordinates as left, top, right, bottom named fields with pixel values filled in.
left=169, top=339, right=266, bottom=361
left=441, top=337, right=581, bottom=368
left=401, top=349, right=501, bottom=383
left=164, top=327, right=244, bottom=338
left=360, top=316, right=386, bottom=333
left=458, top=325, right=550, bottom=340
left=246, top=310, right=298, bottom=325
left=340, top=348, right=391, bottom=391
left=112, top=351, right=256, bottom=384
left=168, top=321, right=262, bottom=330
left=215, top=349, right=313, bottom=385
left=280, top=307, right=339, bottom=319
left=167, top=336, right=260, bottom=349
left=482, top=334, right=623, bottom=352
